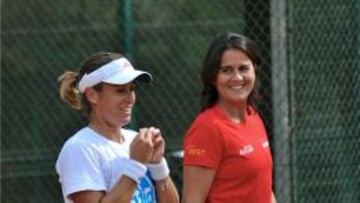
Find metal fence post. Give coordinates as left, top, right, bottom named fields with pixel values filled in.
left=122, top=0, right=133, bottom=59
left=271, top=0, right=293, bottom=202
left=121, top=0, right=138, bottom=130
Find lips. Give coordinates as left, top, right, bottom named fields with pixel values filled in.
left=229, top=85, right=244, bottom=90
left=228, top=83, right=245, bottom=90
left=117, top=107, right=132, bottom=115
left=121, top=109, right=132, bottom=114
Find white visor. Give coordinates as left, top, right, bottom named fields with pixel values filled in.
left=78, top=58, right=152, bottom=93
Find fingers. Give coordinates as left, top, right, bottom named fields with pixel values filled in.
left=147, top=127, right=165, bottom=163
left=134, top=128, right=147, bottom=142
left=149, top=127, right=160, bottom=137
left=138, top=128, right=148, bottom=138
left=148, top=127, right=164, bottom=148
left=130, top=127, right=165, bottom=164
left=144, top=128, right=154, bottom=145
left=153, top=134, right=164, bottom=148
left=138, top=127, right=160, bottom=145
left=130, top=128, right=154, bottom=163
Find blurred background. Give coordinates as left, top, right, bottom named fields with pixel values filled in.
left=1, top=0, right=359, bottom=202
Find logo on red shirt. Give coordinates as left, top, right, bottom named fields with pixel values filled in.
left=239, top=144, right=254, bottom=155
left=186, top=145, right=206, bottom=156
left=262, top=141, right=269, bottom=148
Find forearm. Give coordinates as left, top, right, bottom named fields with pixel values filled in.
left=70, top=175, right=138, bottom=203
left=101, top=176, right=138, bottom=203
left=155, top=177, right=179, bottom=203
left=102, top=158, right=147, bottom=203
left=271, top=192, right=277, bottom=203
left=181, top=166, right=216, bottom=203
left=181, top=196, right=204, bottom=203
left=181, top=191, right=206, bottom=203
left=101, top=158, right=148, bottom=203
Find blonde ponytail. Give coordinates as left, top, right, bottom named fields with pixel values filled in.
left=58, top=71, right=82, bottom=110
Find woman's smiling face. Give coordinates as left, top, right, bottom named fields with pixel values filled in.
left=214, top=49, right=256, bottom=107
left=90, top=82, right=136, bottom=128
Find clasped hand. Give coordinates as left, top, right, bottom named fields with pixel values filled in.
left=130, top=127, right=165, bottom=164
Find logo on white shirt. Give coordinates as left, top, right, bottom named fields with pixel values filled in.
left=239, top=145, right=254, bottom=155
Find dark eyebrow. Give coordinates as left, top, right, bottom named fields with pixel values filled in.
left=220, top=64, right=251, bottom=69
left=239, top=64, right=250, bottom=68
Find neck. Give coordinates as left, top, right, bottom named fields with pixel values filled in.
left=89, top=114, right=124, bottom=143
left=217, top=101, right=248, bottom=123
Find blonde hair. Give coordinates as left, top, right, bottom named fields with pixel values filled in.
left=58, top=71, right=82, bottom=110
left=57, top=52, right=122, bottom=112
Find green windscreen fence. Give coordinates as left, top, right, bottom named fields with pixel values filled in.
left=290, top=1, right=360, bottom=202
left=1, top=0, right=359, bottom=202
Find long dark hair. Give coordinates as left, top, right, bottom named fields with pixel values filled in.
left=200, top=33, right=262, bottom=111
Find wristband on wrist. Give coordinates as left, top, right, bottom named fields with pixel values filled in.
left=147, top=157, right=170, bottom=181
left=122, top=158, right=147, bottom=183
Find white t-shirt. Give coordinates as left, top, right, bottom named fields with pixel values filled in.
left=56, top=127, right=157, bottom=203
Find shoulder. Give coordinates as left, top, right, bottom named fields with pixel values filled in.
left=184, top=107, right=226, bottom=146
left=57, top=127, right=107, bottom=162
left=62, top=127, right=103, bottom=149
left=55, top=127, right=115, bottom=175
left=248, top=109, right=266, bottom=128
left=55, top=128, right=108, bottom=197
left=192, top=106, right=224, bottom=127
left=187, top=106, right=227, bottom=136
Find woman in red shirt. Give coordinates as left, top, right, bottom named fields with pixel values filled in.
left=182, top=33, right=277, bottom=203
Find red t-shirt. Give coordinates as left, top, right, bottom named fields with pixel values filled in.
left=183, top=105, right=273, bottom=203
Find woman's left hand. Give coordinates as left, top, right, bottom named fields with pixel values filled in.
left=148, top=127, right=165, bottom=164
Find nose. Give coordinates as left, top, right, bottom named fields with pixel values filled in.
left=231, top=70, right=243, bottom=81
left=124, top=90, right=135, bottom=104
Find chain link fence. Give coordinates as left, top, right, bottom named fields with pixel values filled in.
left=286, top=1, right=360, bottom=202
left=1, top=0, right=359, bottom=202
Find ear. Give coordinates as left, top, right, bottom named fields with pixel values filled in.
left=84, top=88, right=99, bottom=104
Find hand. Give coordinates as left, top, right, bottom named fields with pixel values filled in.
left=148, top=127, right=165, bottom=164
left=130, top=128, right=154, bottom=163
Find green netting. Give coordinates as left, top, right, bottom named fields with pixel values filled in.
left=290, top=0, right=360, bottom=202
left=1, top=0, right=359, bottom=202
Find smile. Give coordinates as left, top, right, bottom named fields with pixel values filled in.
left=229, top=85, right=244, bottom=90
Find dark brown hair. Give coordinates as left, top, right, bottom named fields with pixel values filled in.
left=201, top=33, right=262, bottom=111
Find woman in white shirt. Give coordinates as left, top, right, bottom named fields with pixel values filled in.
left=56, top=52, right=179, bottom=203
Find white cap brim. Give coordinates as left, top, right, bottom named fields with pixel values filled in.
left=78, top=57, right=153, bottom=93
left=103, top=69, right=152, bottom=85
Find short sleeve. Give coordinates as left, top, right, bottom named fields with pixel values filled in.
left=183, top=122, right=224, bottom=169
left=55, top=142, right=106, bottom=197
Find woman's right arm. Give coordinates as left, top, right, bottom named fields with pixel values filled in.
left=70, top=175, right=138, bottom=203
left=181, top=166, right=216, bottom=203
left=182, top=119, right=223, bottom=203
